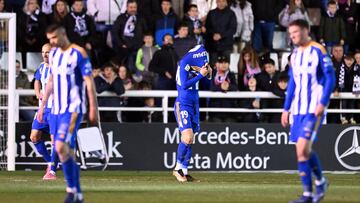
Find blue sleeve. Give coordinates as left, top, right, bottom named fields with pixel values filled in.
left=77, top=51, right=92, bottom=77
left=283, top=67, right=295, bottom=111
left=179, top=60, right=204, bottom=90
left=34, top=65, right=41, bottom=81
left=318, top=50, right=336, bottom=106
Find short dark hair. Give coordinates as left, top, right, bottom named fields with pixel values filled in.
left=187, top=4, right=197, bottom=12
left=127, top=0, right=137, bottom=5
left=46, top=24, right=65, bottom=34
left=262, top=58, right=275, bottom=66
left=161, top=0, right=171, bottom=3
left=328, top=0, right=337, bottom=6
left=16, top=60, right=20, bottom=64
left=101, top=62, right=115, bottom=71
left=143, top=31, right=154, bottom=37
left=288, top=19, right=309, bottom=30
left=177, top=22, right=189, bottom=30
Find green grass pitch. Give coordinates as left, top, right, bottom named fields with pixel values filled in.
left=0, top=171, right=359, bottom=203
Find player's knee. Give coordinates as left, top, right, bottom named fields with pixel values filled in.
left=30, top=133, right=41, bottom=143
left=181, top=131, right=194, bottom=145
left=55, top=140, right=70, bottom=161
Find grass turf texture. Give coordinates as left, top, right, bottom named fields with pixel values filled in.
left=0, top=171, right=359, bottom=203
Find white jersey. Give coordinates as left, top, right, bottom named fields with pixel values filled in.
left=49, top=44, right=92, bottom=115
left=284, top=41, right=335, bottom=115
left=34, top=62, right=53, bottom=109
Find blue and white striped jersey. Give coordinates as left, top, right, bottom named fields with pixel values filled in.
left=176, top=45, right=209, bottom=105
left=49, top=44, right=92, bottom=115
left=34, top=62, right=53, bottom=109
left=284, top=41, right=335, bottom=115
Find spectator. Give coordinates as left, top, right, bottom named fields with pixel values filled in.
left=209, top=55, right=238, bottom=122
left=190, top=0, right=217, bottom=22
left=230, top=0, right=254, bottom=51
left=64, top=0, right=97, bottom=54
left=241, top=76, right=261, bottom=122
left=205, top=0, right=237, bottom=65
left=135, top=32, right=159, bottom=86
left=270, top=71, right=288, bottom=122
left=17, top=0, right=47, bottom=54
left=50, top=0, right=69, bottom=25
left=331, top=44, right=344, bottom=70
left=118, top=65, right=134, bottom=91
left=94, top=63, right=125, bottom=122
left=338, top=0, right=358, bottom=53
left=112, top=0, right=147, bottom=74
left=183, top=4, right=205, bottom=44
left=238, top=46, right=261, bottom=90
left=137, top=0, right=161, bottom=32
left=334, top=54, right=356, bottom=124
left=256, top=58, right=279, bottom=91
left=149, top=34, right=178, bottom=90
left=154, top=0, right=180, bottom=46
left=319, top=0, right=346, bottom=54
left=16, top=60, right=36, bottom=121
left=173, top=23, right=197, bottom=59
left=278, top=0, right=311, bottom=46
left=249, top=0, right=285, bottom=53
left=279, top=0, right=311, bottom=28
left=86, top=0, right=126, bottom=65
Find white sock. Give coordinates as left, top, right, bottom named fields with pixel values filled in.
left=77, top=193, right=83, bottom=200
left=182, top=168, right=188, bottom=175
left=174, top=162, right=182, bottom=171
left=315, top=177, right=325, bottom=186
left=303, top=192, right=312, bottom=197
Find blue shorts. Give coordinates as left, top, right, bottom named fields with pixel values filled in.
left=31, top=108, right=55, bottom=135
left=290, top=113, right=324, bottom=143
left=174, top=101, right=200, bottom=133
left=52, top=112, right=83, bottom=149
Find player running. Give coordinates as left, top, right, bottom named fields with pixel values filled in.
left=172, top=44, right=212, bottom=182
left=38, top=24, right=98, bottom=203
left=30, top=43, right=59, bottom=180
left=281, top=19, right=335, bottom=203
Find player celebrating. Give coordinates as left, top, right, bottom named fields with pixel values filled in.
left=30, top=43, right=59, bottom=180
left=38, top=24, right=98, bottom=203
left=281, top=19, right=335, bottom=203
left=173, top=44, right=212, bottom=182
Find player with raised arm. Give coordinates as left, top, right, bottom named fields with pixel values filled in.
left=173, top=44, right=212, bottom=182
left=38, top=24, right=98, bottom=203
left=281, top=19, right=335, bottom=203
left=30, top=43, right=59, bottom=180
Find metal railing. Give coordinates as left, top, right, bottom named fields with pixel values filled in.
left=1, top=89, right=360, bottom=123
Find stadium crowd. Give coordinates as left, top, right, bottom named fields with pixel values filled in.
left=1, top=0, right=360, bottom=123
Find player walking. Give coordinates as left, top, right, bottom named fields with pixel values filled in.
left=30, top=43, right=59, bottom=180
left=172, top=44, right=212, bottom=182
left=281, top=19, right=335, bottom=203
left=38, top=24, right=98, bottom=203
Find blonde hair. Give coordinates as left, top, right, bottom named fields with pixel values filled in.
left=23, top=0, right=40, bottom=13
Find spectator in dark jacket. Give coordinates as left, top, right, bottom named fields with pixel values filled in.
left=249, top=0, right=285, bottom=53
left=149, top=34, right=178, bottom=90
left=17, top=0, right=47, bottom=54
left=94, top=63, right=125, bottom=122
left=339, top=0, right=358, bottom=53
left=64, top=0, right=96, bottom=51
left=331, top=44, right=344, bottom=71
left=113, top=0, right=147, bottom=74
left=319, top=0, right=346, bottom=54
left=50, top=0, right=69, bottom=25
left=154, top=0, right=180, bottom=46
left=240, top=76, right=261, bottom=122
left=270, top=71, right=288, bottom=123
left=173, top=23, right=197, bottom=59
left=205, top=0, right=237, bottom=65
left=137, top=0, right=161, bottom=32
left=209, top=55, right=238, bottom=122
left=183, top=4, right=205, bottom=44
left=334, top=54, right=356, bottom=124
left=256, top=58, right=279, bottom=91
